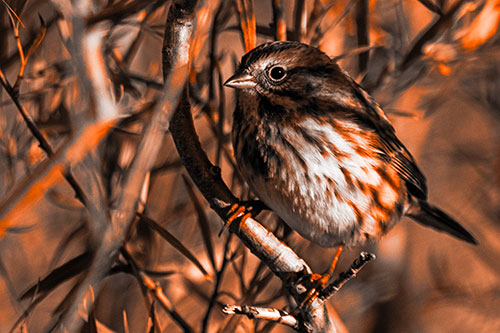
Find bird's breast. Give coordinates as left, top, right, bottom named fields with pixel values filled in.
left=234, top=103, right=405, bottom=247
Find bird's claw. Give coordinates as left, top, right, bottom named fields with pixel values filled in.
left=299, top=245, right=343, bottom=306
left=299, top=273, right=331, bottom=307
left=219, top=200, right=267, bottom=236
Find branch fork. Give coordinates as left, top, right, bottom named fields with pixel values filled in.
left=222, top=251, right=376, bottom=330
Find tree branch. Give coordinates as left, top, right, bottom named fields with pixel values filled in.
left=222, top=304, right=298, bottom=329
left=319, top=252, right=376, bottom=301
left=165, top=1, right=347, bottom=332
left=165, top=0, right=377, bottom=331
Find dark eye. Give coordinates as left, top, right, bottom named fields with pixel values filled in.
left=268, top=66, right=286, bottom=81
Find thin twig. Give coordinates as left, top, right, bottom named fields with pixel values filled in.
left=0, top=62, right=89, bottom=207
left=314, top=0, right=357, bottom=46
left=202, top=233, right=233, bottom=333
left=319, top=252, right=376, bottom=301
left=234, top=0, right=256, bottom=51
left=0, top=68, right=53, bottom=154
left=399, top=0, right=466, bottom=70
left=120, top=248, right=194, bottom=333
left=272, top=0, right=287, bottom=41
left=293, top=0, right=307, bottom=42
left=222, top=304, right=298, bottom=329
left=355, top=0, right=369, bottom=74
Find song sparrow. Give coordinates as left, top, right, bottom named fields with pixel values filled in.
left=225, top=41, right=477, bottom=249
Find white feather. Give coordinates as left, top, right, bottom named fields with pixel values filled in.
left=240, top=118, right=384, bottom=247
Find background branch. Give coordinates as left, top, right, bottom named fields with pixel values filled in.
left=0, top=0, right=495, bottom=332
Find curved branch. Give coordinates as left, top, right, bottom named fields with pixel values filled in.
left=165, top=1, right=339, bottom=332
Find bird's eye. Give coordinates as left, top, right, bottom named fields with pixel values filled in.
left=268, top=66, right=286, bottom=82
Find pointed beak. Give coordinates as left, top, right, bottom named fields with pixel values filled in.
left=224, top=72, right=257, bottom=89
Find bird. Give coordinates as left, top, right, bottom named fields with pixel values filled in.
left=224, top=41, right=477, bottom=279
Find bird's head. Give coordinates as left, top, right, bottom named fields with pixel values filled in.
left=224, top=41, right=347, bottom=103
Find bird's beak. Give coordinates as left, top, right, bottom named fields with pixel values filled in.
left=224, top=72, right=257, bottom=89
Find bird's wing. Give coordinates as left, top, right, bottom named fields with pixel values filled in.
left=349, top=82, right=428, bottom=200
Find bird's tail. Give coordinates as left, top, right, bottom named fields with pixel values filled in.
left=407, top=201, right=478, bottom=245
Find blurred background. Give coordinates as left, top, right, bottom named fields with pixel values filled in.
left=0, top=0, right=499, bottom=332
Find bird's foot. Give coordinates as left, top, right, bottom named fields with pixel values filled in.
left=300, top=245, right=344, bottom=306
left=299, top=273, right=331, bottom=307
left=219, top=200, right=268, bottom=236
